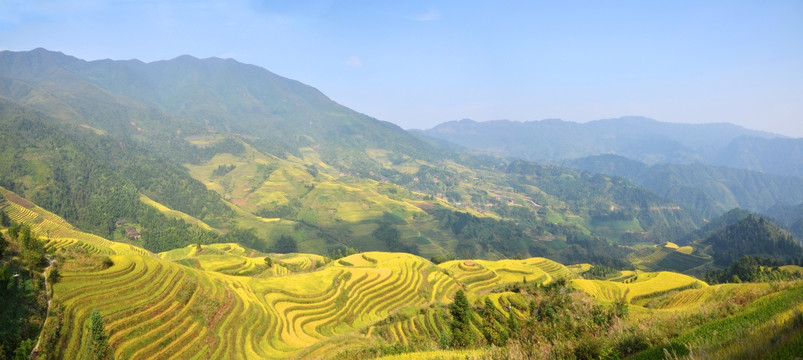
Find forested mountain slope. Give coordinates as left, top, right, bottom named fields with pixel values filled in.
left=568, top=154, right=803, bottom=219
left=0, top=49, right=703, bottom=263
left=0, top=48, right=439, bottom=166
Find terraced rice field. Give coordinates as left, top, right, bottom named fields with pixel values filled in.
left=438, top=257, right=575, bottom=295
left=50, top=251, right=463, bottom=358
left=43, top=216, right=579, bottom=360
left=42, top=219, right=596, bottom=360
left=375, top=349, right=488, bottom=360
left=159, top=244, right=327, bottom=276
left=651, top=282, right=771, bottom=309
left=12, top=184, right=794, bottom=359
left=0, top=186, right=149, bottom=257
left=632, top=281, right=803, bottom=359
left=629, top=245, right=710, bottom=272
left=571, top=271, right=706, bottom=304
left=780, top=265, right=803, bottom=274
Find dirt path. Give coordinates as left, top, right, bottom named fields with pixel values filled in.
left=31, top=257, right=54, bottom=359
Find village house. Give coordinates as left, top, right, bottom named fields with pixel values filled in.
left=125, top=226, right=141, bottom=239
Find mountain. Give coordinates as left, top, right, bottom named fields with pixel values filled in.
left=763, top=202, right=803, bottom=240
left=568, top=154, right=803, bottom=219
left=715, top=136, right=803, bottom=178
left=0, top=48, right=437, bottom=166
left=420, top=117, right=780, bottom=163
left=0, top=97, right=231, bottom=251
left=701, top=214, right=802, bottom=267
left=0, top=48, right=702, bottom=263
left=420, top=117, right=803, bottom=179
left=677, top=208, right=753, bottom=245
left=625, top=209, right=803, bottom=277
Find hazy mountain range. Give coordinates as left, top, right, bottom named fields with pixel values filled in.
left=420, top=117, right=803, bottom=178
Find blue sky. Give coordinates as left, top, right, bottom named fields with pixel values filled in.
left=2, top=1, right=802, bottom=137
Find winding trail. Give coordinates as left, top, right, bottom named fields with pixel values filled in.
left=31, top=257, right=54, bottom=360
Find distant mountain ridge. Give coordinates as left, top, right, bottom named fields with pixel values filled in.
left=568, top=154, right=803, bottom=219
left=420, top=117, right=802, bottom=177
left=763, top=202, right=803, bottom=240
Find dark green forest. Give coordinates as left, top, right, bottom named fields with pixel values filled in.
left=702, top=215, right=803, bottom=267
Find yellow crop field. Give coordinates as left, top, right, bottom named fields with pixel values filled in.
left=41, top=220, right=584, bottom=360
left=438, top=257, right=573, bottom=294
left=629, top=244, right=709, bottom=272
left=139, top=193, right=213, bottom=230
left=652, top=282, right=771, bottom=310
left=0, top=193, right=531, bottom=360
left=571, top=271, right=706, bottom=304
left=184, top=133, right=230, bottom=147
left=566, top=263, right=592, bottom=274
left=0, top=186, right=148, bottom=257
left=676, top=245, right=694, bottom=254
left=159, top=243, right=327, bottom=277
left=780, top=265, right=803, bottom=274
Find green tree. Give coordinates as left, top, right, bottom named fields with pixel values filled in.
left=18, top=225, right=44, bottom=269
left=264, top=257, right=273, bottom=268
left=449, top=289, right=474, bottom=348
left=192, top=226, right=204, bottom=252
left=0, top=209, right=9, bottom=227
left=84, top=309, right=113, bottom=360
left=272, top=235, right=298, bottom=254
left=0, top=233, right=7, bottom=260
left=12, top=339, right=34, bottom=360
left=480, top=297, right=506, bottom=346
left=507, top=310, right=520, bottom=337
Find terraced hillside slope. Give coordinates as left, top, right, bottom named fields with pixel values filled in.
left=3, top=188, right=802, bottom=359
left=48, top=249, right=574, bottom=359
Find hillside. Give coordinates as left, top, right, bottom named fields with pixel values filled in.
left=568, top=154, right=803, bottom=219
left=700, top=214, right=803, bottom=267
left=0, top=49, right=705, bottom=264
left=677, top=208, right=754, bottom=245
left=626, top=210, right=803, bottom=276
left=0, top=48, right=439, bottom=166
left=2, top=190, right=802, bottom=359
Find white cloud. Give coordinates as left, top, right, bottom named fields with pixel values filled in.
left=346, top=55, right=362, bottom=67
